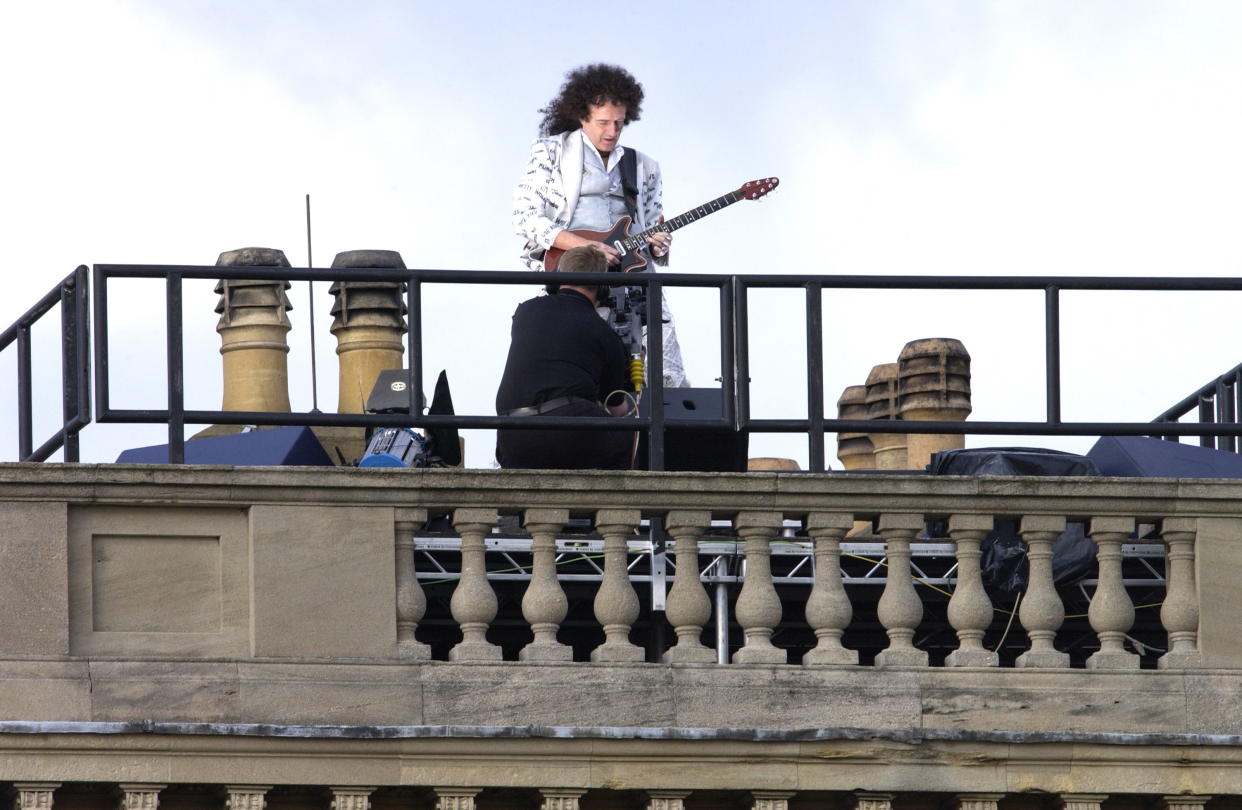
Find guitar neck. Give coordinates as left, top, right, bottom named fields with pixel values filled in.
left=619, top=190, right=743, bottom=251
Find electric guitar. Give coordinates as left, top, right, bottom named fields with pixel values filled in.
left=543, top=177, right=780, bottom=273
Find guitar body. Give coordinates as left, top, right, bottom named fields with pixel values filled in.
left=542, top=216, right=650, bottom=274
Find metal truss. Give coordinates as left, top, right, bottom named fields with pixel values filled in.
left=413, top=531, right=1167, bottom=590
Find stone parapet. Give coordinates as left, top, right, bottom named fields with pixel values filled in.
left=0, top=463, right=1239, bottom=682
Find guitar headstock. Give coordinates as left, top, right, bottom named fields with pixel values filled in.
left=739, top=177, right=779, bottom=200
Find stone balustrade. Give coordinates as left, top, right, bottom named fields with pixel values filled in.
left=395, top=506, right=1201, bottom=670
left=1, top=463, right=1236, bottom=670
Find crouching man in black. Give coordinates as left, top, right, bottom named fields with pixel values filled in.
left=495, top=246, right=636, bottom=469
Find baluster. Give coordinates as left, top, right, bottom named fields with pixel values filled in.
left=591, top=508, right=644, bottom=662
left=874, top=512, right=927, bottom=666
left=395, top=507, right=430, bottom=660
left=12, top=784, right=59, bottom=810
left=1086, top=516, right=1139, bottom=669
left=1158, top=517, right=1202, bottom=669
left=803, top=511, right=857, bottom=665
left=449, top=508, right=501, bottom=661
left=732, top=511, right=786, bottom=664
left=662, top=510, right=715, bottom=663
left=945, top=513, right=998, bottom=667
left=1015, top=515, right=1069, bottom=668
left=520, top=508, right=572, bottom=662
left=225, top=787, right=270, bottom=810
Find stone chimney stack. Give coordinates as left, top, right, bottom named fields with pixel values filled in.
left=865, top=362, right=907, bottom=470
left=898, top=337, right=972, bottom=470
left=835, top=385, right=875, bottom=470
left=328, top=249, right=409, bottom=415
left=213, top=247, right=294, bottom=414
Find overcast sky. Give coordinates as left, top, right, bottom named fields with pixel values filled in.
left=3, top=0, right=1241, bottom=468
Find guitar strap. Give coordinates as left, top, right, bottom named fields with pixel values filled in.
left=619, top=147, right=639, bottom=222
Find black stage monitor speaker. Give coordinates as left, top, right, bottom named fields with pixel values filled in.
left=1087, top=435, right=1242, bottom=479
left=367, top=369, right=415, bottom=413
left=116, top=426, right=333, bottom=466
left=637, top=387, right=747, bottom=472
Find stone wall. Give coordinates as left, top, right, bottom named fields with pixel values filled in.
left=3, top=463, right=1242, bottom=800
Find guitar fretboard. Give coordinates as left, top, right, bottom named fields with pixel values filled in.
left=619, top=191, right=742, bottom=252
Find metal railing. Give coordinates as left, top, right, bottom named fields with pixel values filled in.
left=85, top=264, right=1242, bottom=470
left=1, top=266, right=91, bottom=461
left=1154, top=361, right=1242, bottom=452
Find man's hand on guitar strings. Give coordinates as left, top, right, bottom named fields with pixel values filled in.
left=646, top=216, right=671, bottom=258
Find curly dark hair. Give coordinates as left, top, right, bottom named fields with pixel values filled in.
left=538, top=63, right=644, bottom=136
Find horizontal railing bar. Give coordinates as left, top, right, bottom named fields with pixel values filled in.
left=97, top=406, right=1242, bottom=438
left=0, top=270, right=80, bottom=351
left=745, top=418, right=1242, bottom=437
left=95, top=263, right=1242, bottom=292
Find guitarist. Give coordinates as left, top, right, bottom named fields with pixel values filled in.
left=512, top=63, right=689, bottom=388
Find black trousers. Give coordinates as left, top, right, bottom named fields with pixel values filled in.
left=496, top=401, right=634, bottom=470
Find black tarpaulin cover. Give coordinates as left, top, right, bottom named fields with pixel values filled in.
left=928, top=447, right=1100, bottom=593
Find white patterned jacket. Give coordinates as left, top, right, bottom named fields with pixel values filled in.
left=511, top=129, right=688, bottom=388
left=512, top=129, right=667, bottom=272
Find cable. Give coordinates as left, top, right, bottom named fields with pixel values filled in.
left=990, top=592, right=1021, bottom=652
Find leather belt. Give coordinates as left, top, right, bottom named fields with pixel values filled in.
left=501, top=395, right=598, bottom=417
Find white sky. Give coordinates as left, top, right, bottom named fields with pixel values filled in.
left=2, top=0, right=1241, bottom=468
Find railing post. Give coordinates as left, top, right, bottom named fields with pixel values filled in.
left=1045, top=284, right=1061, bottom=424
left=17, top=325, right=32, bottom=460
left=60, top=270, right=82, bottom=462
left=407, top=272, right=424, bottom=413
left=734, top=277, right=751, bottom=434
left=166, top=272, right=184, bottom=463
left=805, top=281, right=825, bottom=472
left=646, top=276, right=665, bottom=471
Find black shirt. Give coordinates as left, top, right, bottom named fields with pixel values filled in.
left=495, top=288, right=631, bottom=413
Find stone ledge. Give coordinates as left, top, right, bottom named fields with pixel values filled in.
left=1, top=728, right=1242, bottom=794
left=2, top=463, right=1241, bottom=517
left=1, top=659, right=1239, bottom=736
